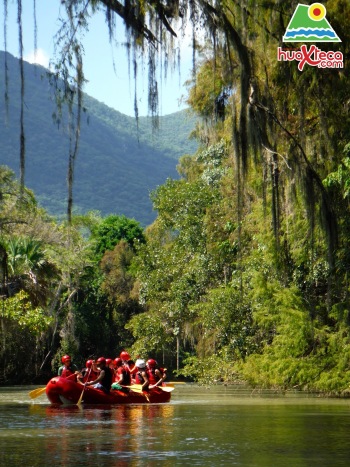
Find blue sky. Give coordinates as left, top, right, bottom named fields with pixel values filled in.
left=0, top=0, right=194, bottom=116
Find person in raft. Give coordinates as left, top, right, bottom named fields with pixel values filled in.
left=58, top=355, right=79, bottom=379
left=85, top=357, right=113, bottom=394
left=120, top=350, right=130, bottom=365
left=146, top=359, right=167, bottom=388
left=78, top=359, right=99, bottom=384
left=106, top=358, right=114, bottom=369
left=111, top=357, right=132, bottom=392
left=120, top=350, right=138, bottom=381
left=134, top=359, right=149, bottom=391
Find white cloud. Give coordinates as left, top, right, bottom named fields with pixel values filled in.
left=24, top=48, right=50, bottom=68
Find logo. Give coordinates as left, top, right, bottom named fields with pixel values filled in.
left=278, top=3, right=343, bottom=70
left=283, top=3, right=341, bottom=42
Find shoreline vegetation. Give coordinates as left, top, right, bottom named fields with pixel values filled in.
left=1, top=2, right=350, bottom=395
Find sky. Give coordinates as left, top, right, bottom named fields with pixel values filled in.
left=0, top=0, right=194, bottom=116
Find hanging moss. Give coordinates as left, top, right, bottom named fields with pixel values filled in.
left=2, top=0, right=9, bottom=119
left=16, top=0, right=25, bottom=194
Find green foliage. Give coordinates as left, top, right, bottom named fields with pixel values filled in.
left=235, top=282, right=350, bottom=393
left=100, top=240, right=137, bottom=303
left=191, top=286, right=257, bottom=359
left=91, top=214, right=145, bottom=258
left=323, top=149, right=350, bottom=199
left=0, top=290, right=54, bottom=383
left=4, top=236, right=47, bottom=276
left=186, top=56, right=232, bottom=121
left=152, top=177, right=219, bottom=234
left=0, top=166, right=38, bottom=234
left=132, top=122, right=350, bottom=393
left=196, top=139, right=228, bottom=186
left=131, top=141, right=238, bottom=366
left=2, top=1, right=350, bottom=393
left=177, top=353, right=240, bottom=385
left=2, top=291, right=52, bottom=335
left=126, top=312, right=174, bottom=358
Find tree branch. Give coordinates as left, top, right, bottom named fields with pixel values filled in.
left=99, top=0, right=173, bottom=43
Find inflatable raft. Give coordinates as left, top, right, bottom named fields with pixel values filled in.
left=46, top=376, right=172, bottom=405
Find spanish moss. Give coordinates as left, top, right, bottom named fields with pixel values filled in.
left=17, top=0, right=25, bottom=195
left=2, top=0, right=8, bottom=119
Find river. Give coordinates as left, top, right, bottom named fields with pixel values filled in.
left=0, top=384, right=349, bottom=466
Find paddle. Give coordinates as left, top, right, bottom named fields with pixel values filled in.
left=152, top=385, right=174, bottom=392
left=124, top=385, right=150, bottom=401
left=143, top=382, right=175, bottom=392
left=125, top=384, right=145, bottom=393
left=77, top=368, right=92, bottom=405
left=166, top=381, right=186, bottom=386
left=126, top=384, right=174, bottom=392
left=29, top=387, right=47, bottom=399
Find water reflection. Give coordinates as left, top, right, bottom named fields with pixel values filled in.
left=23, top=404, right=176, bottom=466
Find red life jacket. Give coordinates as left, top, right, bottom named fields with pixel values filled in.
left=61, top=366, right=77, bottom=381
left=135, top=370, right=146, bottom=384
left=82, top=368, right=99, bottom=383
left=147, top=367, right=164, bottom=385
left=147, top=368, right=158, bottom=385
left=61, top=366, right=75, bottom=378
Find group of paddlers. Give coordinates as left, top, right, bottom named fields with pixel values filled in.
left=58, top=351, right=167, bottom=394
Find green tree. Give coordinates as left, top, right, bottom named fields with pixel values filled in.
left=71, top=215, right=145, bottom=360
left=91, top=214, right=145, bottom=259
left=0, top=291, right=53, bottom=383
left=131, top=142, right=232, bottom=368
left=3, top=236, right=58, bottom=304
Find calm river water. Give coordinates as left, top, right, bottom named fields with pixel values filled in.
left=0, top=384, right=349, bottom=466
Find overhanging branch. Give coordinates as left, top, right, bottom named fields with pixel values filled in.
left=99, top=0, right=178, bottom=43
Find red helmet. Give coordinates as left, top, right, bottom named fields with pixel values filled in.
left=147, top=359, right=157, bottom=368
left=61, top=355, right=71, bottom=363
left=96, top=357, right=106, bottom=365
left=120, top=351, right=130, bottom=361
left=86, top=359, right=94, bottom=368
left=114, top=357, right=123, bottom=367
left=106, top=358, right=112, bottom=365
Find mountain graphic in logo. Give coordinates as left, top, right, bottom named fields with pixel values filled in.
left=283, top=3, right=341, bottom=42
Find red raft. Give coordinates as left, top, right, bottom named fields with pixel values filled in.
left=46, top=377, right=172, bottom=405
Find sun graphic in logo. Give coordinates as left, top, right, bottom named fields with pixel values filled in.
left=308, top=3, right=326, bottom=21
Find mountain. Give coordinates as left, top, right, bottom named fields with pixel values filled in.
left=0, top=51, right=198, bottom=226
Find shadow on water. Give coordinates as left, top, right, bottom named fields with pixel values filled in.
left=1, top=384, right=350, bottom=466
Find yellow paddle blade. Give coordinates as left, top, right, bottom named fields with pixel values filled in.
left=125, top=385, right=149, bottom=401
left=125, top=384, right=142, bottom=390
left=158, top=386, right=174, bottom=392
left=29, top=387, right=47, bottom=399
left=126, top=384, right=174, bottom=392
left=166, top=381, right=186, bottom=386
left=127, top=385, right=143, bottom=392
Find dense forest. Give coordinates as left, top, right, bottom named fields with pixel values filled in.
left=0, top=51, right=198, bottom=226
left=1, top=0, right=350, bottom=394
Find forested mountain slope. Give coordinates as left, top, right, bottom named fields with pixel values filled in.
left=0, top=51, right=197, bottom=226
